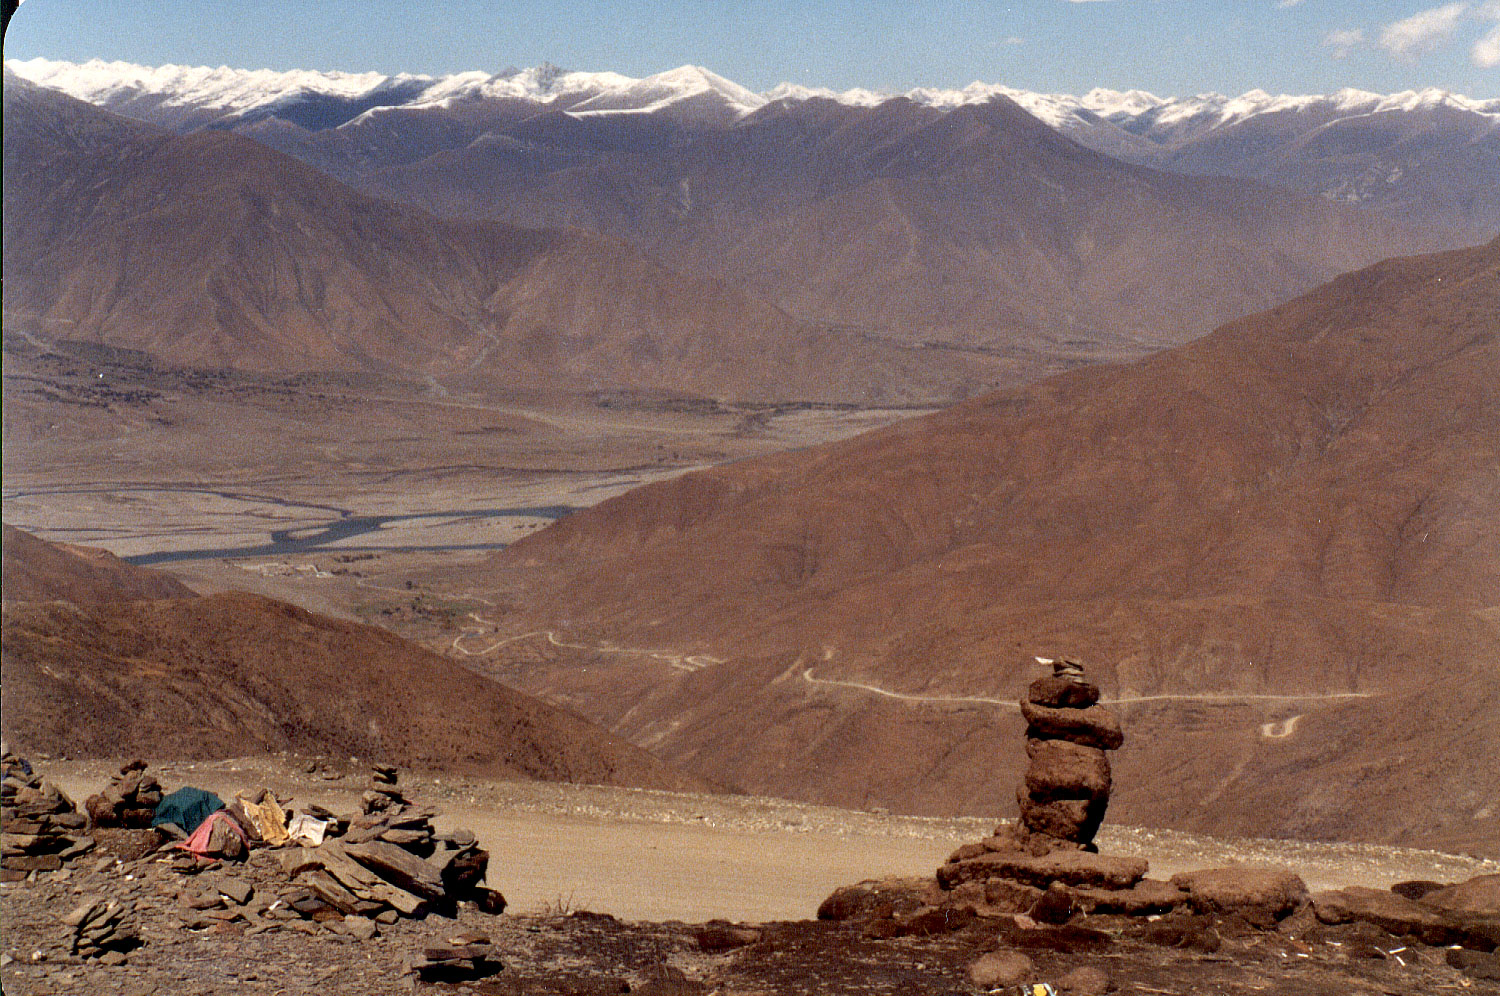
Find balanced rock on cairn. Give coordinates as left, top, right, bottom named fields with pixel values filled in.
left=1017, top=657, right=1123, bottom=851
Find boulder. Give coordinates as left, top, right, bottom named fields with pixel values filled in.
left=1390, top=880, right=1445, bottom=902
left=940, top=850, right=1147, bottom=891
left=1170, top=868, right=1308, bottom=925
left=894, top=905, right=978, bottom=936
left=1055, top=965, right=1113, bottom=995
left=1020, top=701, right=1124, bottom=750
left=1023, top=739, right=1111, bottom=801
left=1312, top=886, right=1461, bottom=946
left=817, top=878, right=932, bottom=921
left=1447, top=948, right=1500, bottom=981
left=985, top=878, right=1045, bottom=913
left=696, top=924, right=761, bottom=953
left=1027, top=676, right=1101, bottom=709
left=969, top=950, right=1034, bottom=988
left=1031, top=882, right=1075, bottom=924
left=1143, top=915, right=1221, bottom=953
left=1017, top=792, right=1108, bottom=843
left=1422, top=874, right=1500, bottom=915
left=1068, top=879, right=1187, bottom=916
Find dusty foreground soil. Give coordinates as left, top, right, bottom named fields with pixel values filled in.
left=5, top=755, right=1498, bottom=995
left=35, top=756, right=1498, bottom=922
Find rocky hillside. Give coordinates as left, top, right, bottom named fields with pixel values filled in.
left=471, top=237, right=1500, bottom=853
left=0, top=528, right=704, bottom=791
left=2, top=524, right=195, bottom=610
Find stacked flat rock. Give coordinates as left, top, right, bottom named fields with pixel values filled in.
left=278, top=765, right=504, bottom=926
left=412, top=929, right=504, bottom=982
left=931, top=658, right=1191, bottom=923
left=2, top=751, right=94, bottom=880
left=84, top=759, right=164, bottom=829
left=1017, top=658, right=1122, bottom=848
left=63, top=897, right=138, bottom=960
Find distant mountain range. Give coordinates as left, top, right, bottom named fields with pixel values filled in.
left=4, top=62, right=1453, bottom=401
left=12, top=57, right=1499, bottom=241
left=6, top=75, right=1002, bottom=404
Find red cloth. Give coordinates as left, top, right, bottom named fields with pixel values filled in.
left=175, top=810, right=247, bottom=858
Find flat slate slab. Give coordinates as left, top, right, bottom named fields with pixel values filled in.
left=938, top=849, right=1148, bottom=891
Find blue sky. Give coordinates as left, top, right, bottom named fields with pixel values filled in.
left=5, top=0, right=1498, bottom=97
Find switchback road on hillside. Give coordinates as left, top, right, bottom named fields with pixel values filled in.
left=451, top=618, right=723, bottom=672
left=800, top=668, right=1375, bottom=712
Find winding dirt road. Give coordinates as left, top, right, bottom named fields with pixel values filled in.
left=800, top=667, right=1374, bottom=711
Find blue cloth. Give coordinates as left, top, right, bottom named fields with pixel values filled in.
left=152, top=787, right=224, bottom=835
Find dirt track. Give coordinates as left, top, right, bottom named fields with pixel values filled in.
left=40, top=757, right=1500, bottom=923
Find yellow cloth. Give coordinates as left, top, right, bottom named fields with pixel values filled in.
left=234, top=790, right=289, bottom=846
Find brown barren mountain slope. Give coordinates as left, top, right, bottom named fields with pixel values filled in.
left=1, top=76, right=998, bottom=404
left=0, top=528, right=702, bottom=791
left=1, top=523, right=194, bottom=609
left=472, top=238, right=1500, bottom=853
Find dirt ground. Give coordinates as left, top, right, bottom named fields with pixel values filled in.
left=35, top=756, right=1500, bottom=923
left=4, top=753, right=1498, bottom=996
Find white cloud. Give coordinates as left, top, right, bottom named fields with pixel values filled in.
left=1475, top=22, right=1500, bottom=65
left=1323, top=27, right=1366, bottom=59
left=1379, top=2, right=1470, bottom=62
left=1277, top=0, right=1307, bottom=8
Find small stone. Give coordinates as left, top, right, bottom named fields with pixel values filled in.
left=969, top=950, right=1035, bottom=987
left=342, top=917, right=378, bottom=941
left=696, top=924, right=761, bottom=953
left=217, top=878, right=254, bottom=905
left=1447, top=948, right=1500, bottom=981
left=1055, top=965, right=1112, bottom=995
left=1031, top=882, right=1075, bottom=924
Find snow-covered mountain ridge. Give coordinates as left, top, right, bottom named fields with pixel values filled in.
left=9, top=56, right=1497, bottom=138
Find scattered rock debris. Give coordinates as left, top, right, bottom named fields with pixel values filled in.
left=3, top=750, right=1499, bottom=994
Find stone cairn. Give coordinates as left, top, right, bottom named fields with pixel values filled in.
left=1016, top=657, right=1122, bottom=850
left=84, top=759, right=164, bottom=829
left=62, top=897, right=139, bottom=962
left=935, top=658, right=1183, bottom=919
left=2, top=750, right=95, bottom=881
left=278, top=764, right=504, bottom=951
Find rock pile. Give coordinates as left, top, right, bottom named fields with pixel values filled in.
left=1017, top=658, right=1122, bottom=849
left=411, top=929, right=505, bottom=982
left=2, top=751, right=94, bottom=880
left=62, top=898, right=138, bottom=962
left=277, top=765, right=504, bottom=928
left=936, top=658, right=1188, bottom=920
left=83, top=759, right=163, bottom=828
left=932, top=659, right=1322, bottom=930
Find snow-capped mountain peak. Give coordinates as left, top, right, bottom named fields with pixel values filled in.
left=7, top=56, right=1497, bottom=138
left=564, top=64, right=768, bottom=123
